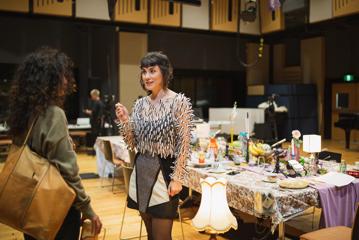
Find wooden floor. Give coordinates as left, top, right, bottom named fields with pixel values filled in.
left=0, top=139, right=358, bottom=240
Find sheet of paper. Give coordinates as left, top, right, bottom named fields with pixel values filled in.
left=316, top=172, right=355, bottom=187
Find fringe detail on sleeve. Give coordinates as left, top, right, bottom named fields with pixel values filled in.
left=117, top=100, right=139, bottom=151
left=118, top=120, right=136, bottom=150
left=170, top=94, right=195, bottom=183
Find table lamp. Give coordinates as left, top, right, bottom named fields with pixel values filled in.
left=192, top=177, right=238, bottom=240
left=303, top=134, right=321, bottom=175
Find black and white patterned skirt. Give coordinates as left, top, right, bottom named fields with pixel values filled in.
left=127, top=152, right=179, bottom=219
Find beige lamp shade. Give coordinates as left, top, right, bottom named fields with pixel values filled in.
left=303, top=134, right=321, bottom=153
left=192, top=177, right=238, bottom=233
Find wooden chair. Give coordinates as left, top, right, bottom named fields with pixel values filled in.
left=300, top=204, right=359, bottom=240
left=101, top=140, right=123, bottom=192
left=119, top=150, right=145, bottom=240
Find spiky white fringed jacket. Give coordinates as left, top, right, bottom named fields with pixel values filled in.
left=119, top=93, right=194, bottom=183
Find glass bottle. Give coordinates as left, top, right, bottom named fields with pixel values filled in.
left=208, top=137, right=218, bottom=160
left=340, top=160, right=347, bottom=173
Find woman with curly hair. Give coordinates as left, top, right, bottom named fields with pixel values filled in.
left=8, top=47, right=102, bottom=240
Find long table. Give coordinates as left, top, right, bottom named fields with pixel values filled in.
left=183, top=164, right=318, bottom=237
left=183, top=161, right=359, bottom=239
left=95, top=138, right=359, bottom=239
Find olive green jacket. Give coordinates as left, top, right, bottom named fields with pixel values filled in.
left=15, top=105, right=95, bottom=219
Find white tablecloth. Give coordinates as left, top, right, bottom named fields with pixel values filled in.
left=94, top=136, right=129, bottom=177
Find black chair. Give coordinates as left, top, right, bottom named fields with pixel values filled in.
left=253, top=123, right=277, bottom=145
left=318, top=151, right=342, bottom=163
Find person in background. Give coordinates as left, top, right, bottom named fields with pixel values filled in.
left=115, top=52, right=194, bottom=240
left=84, top=89, right=104, bottom=148
left=8, top=47, right=102, bottom=240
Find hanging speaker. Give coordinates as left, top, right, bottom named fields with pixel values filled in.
left=135, top=0, right=141, bottom=11
left=169, top=0, right=174, bottom=15
left=240, top=0, right=257, bottom=22
left=107, top=0, right=117, bottom=21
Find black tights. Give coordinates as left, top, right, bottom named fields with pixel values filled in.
left=140, top=212, right=173, bottom=240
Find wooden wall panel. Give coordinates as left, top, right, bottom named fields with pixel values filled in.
left=33, top=0, right=72, bottom=16
left=273, top=44, right=302, bottom=83
left=333, top=0, right=359, bottom=18
left=150, top=0, right=180, bottom=27
left=246, top=43, right=269, bottom=85
left=211, top=0, right=239, bottom=32
left=115, top=0, right=148, bottom=23
left=331, top=83, right=359, bottom=141
left=260, top=0, right=284, bottom=34
left=301, top=37, right=326, bottom=135
left=0, top=0, right=29, bottom=13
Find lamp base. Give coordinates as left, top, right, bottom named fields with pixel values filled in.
left=209, top=233, right=217, bottom=240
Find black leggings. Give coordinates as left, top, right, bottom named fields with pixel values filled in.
left=24, top=207, right=81, bottom=240
left=140, top=212, right=174, bottom=240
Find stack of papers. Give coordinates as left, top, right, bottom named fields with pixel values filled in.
left=316, top=172, right=355, bottom=187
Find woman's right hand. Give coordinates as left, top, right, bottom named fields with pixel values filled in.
left=87, top=215, right=102, bottom=235
left=115, top=103, right=129, bottom=122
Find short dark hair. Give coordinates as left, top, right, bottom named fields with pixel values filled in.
left=139, top=51, right=173, bottom=91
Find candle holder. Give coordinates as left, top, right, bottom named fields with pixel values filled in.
left=272, top=148, right=287, bottom=174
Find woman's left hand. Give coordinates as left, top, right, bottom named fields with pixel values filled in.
left=168, top=180, right=182, bottom=197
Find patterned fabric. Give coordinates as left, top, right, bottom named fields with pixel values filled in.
left=119, top=93, right=194, bottom=183
left=135, top=153, right=162, bottom=212
left=183, top=166, right=319, bottom=231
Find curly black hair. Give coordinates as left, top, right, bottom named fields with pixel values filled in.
left=8, top=47, right=75, bottom=137
left=139, top=51, right=173, bottom=92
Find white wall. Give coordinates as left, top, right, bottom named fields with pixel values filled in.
left=76, top=0, right=110, bottom=20
left=119, top=32, right=148, bottom=111
left=182, top=0, right=209, bottom=30
left=309, top=0, right=332, bottom=23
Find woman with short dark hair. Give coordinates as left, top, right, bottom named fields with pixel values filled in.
left=116, top=51, right=194, bottom=240
left=8, top=47, right=102, bottom=240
